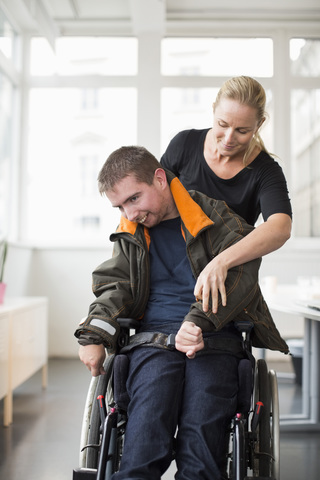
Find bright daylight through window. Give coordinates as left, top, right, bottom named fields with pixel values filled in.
left=27, top=37, right=138, bottom=244
left=2, top=34, right=318, bottom=243
left=290, top=39, right=320, bottom=236
left=0, top=9, right=16, bottom=239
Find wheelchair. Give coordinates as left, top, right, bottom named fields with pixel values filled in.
left=73, top=318, right=280, bottom=480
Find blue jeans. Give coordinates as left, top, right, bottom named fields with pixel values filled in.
left=111, top=347, right=239, bottom=480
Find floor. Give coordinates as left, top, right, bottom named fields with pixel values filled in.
left=0, top=358, right=320, bottom=480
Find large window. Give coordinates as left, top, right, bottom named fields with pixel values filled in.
left=20, top=33, right=320, bottom=243
left=160, top=36, right=320, bottom=237
left=0, top=72, right=14, bottom=238
left=27, top=87, right=137, bottom=243
left=290, top=38, right=320, bottom=77
left=161, top=38, right=273, bottom=77
left=26, top=37, right=138, bottom=244
left=0, top=8, right=18, bottom=239
left=0, top=8, right=17, bottom=62
left=291, top=89, right=320, bottom=236
left=290, top=38, right=320, bottom=237
left=30, top=37, right=138, bottom=76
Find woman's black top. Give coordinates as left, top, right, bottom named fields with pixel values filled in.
left=161, top=128, right=292, bottom=226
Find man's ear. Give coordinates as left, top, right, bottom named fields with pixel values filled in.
left=154, top=168, right=167, bottom=188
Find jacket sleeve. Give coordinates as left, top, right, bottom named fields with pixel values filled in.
left=74, top=240, right=136, bottom=351
left=184, top=258, right=261, bottom=332
left=183, top=194, right=288, bottom=353
left=183, top=193, right=261, bottom=330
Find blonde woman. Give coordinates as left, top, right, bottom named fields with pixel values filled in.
left=161, top=76, right=292, bottom=312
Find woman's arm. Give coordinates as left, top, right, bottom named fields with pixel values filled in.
left=194, top=213, right=292, bottom=313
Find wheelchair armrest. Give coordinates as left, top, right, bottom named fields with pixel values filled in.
left=117, top=317, right=140, bottom=330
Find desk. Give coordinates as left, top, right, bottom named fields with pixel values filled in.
left=264, top=285, right=320, bottom=431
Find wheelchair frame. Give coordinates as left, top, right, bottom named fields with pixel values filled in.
left=73, top=319, right=280, bottom=480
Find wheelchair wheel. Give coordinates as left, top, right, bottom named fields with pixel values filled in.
left=270, top=369, right=280, bottom=480
left=256, top=359, right=271, bottom=476
left=79, top=374, right=99, bottom=467
left=79, top=354, right=115, bottom=469
left=253, top=359, right=280, bottom=479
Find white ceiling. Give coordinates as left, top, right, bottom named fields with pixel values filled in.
left=1, top=0, right=320, bottom=47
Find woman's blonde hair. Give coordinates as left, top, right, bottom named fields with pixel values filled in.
left=214, top=76, right=269, bottom=166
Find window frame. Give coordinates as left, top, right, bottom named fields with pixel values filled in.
left=1, top=19, right=319, bottom=245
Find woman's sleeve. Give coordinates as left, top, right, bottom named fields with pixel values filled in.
left=160, top=130, right=189, bottom=174
left=258, top=160, right=292, bottom=221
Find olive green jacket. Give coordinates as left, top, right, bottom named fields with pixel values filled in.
left=75, top=171, right=288, bottom=354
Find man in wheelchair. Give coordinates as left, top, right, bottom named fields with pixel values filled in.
left=75, top=146, right=288, bottom=480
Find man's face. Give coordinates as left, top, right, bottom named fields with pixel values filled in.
left=106, top=170, right=178, bottom=228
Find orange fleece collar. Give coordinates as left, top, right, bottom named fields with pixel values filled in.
left=115, top=176, right=213, bottom=238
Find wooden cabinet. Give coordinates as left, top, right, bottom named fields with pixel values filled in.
left=0, top=298, right=48, bottom=426
left=0, top=312, right=9, bottom=402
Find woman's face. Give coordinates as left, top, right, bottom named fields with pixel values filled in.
left=212, top=98, right=262, bottom=158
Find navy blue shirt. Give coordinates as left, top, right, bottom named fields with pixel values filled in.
left=139, top=216, right=241, bottom=341
left=139, top=216, right=195, bottom=335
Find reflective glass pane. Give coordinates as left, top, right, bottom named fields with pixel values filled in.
left=30, top=37, right=138, bottom=76
left=161, top=38, right=273, bottom=77
left=0, top=72, right=13, bottom=237
left=291, top=89, right=320, bottom=236
left=290, top=38, right=320, bottom=77
left=0, top=8, right=16, bottom=61
left=27, top=88, right=137, bottom=243
left=161, top=88, right=216, bottom=151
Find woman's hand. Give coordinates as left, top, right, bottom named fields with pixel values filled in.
left=175, top=321, right=204, bottom=359
left=194, top=255, right=228, bottom=313
left=79, top=344, right=106, bottom=376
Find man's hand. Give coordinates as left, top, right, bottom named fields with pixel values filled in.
left=194, top=255, right=228, bottom=313
left=79, top=344, right=106, bottom=376
left=175, top=321, right=204, bottom=359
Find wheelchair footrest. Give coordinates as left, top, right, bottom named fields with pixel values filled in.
left=73, top=467, right=97, bottom=479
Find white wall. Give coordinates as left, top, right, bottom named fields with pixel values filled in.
left=4, top=238, right=320, bottom=358
left=5, top=242, right=113, bottom=357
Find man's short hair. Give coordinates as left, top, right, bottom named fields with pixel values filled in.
left=98, top=146, right=161, bottom=195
